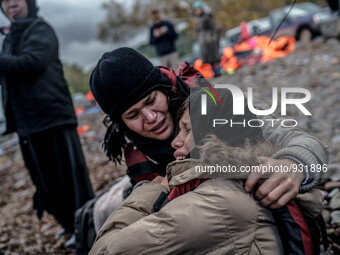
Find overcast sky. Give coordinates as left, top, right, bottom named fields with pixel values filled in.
left=0, top=0, right=146, bottom=70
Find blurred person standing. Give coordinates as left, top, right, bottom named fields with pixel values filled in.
left=193, top=1, right=221, bottom=77
left=0, top=0, right=94, bottom=239
left=149, top=8, right=180, bottom=70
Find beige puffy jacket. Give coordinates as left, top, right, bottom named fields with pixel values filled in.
left=90, top=155, right=322, bottom=255
left=90, top=133, right=324, bottom=255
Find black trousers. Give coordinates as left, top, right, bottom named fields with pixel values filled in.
left=19, top=126, right=94, bottom=233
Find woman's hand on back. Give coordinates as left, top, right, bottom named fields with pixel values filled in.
left=244, top=157, right=304, bottom=209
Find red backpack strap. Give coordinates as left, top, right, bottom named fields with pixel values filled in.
left=286, top=200, right=314, bottom=255
left=273, top=199, right=315, bottom=255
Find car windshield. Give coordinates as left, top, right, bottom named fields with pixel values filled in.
left=271, top=2, right=321, bottom=24
left=295, top=2, right=321, bottom=13
left=289, top=3, right=321, bottom=18
left=251, top=18, right=271, bottom=32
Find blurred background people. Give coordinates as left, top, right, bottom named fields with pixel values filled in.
left=149, top=8, right=180, bottom=70
left=0, top=0, right=94, bottom=241
left=193, top=1, right=221, bottom=77
left=238, top=21, right=251, bottom=43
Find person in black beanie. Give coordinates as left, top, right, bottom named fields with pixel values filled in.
left=90, top=47, right=190, bottom=173
left=91, top=47, right=186, bottom=123
left=0, top=0, right=94, bottom=241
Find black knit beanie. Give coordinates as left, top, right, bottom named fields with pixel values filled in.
left=0, top=0, right=39, bottom=19
left=90, top=47, right=173, bottom=121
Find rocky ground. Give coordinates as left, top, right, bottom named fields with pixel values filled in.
left=0, top=38, right=340, bottom=254
left=0, top=111, right=126, bottom=254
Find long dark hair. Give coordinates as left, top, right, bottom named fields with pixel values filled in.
left=103, top=77, right=189, bottom=165
left=103, top=116, right=128, bottom=164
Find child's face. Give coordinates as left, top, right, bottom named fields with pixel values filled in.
left=171, top=108, right=195, bottom=160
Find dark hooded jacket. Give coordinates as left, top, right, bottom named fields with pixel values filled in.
left=0, top=0, right=77, bottom=136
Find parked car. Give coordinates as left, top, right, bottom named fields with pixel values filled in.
left=318, top=0, right=340, bottom=39
left=225, top=2, right=332, bottom=45
left=263, top=2, right=332, bottom=41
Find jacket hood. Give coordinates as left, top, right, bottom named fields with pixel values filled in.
left=166, top=140, right=278, bottom=188
left=0, top=0, right=38, bottom=20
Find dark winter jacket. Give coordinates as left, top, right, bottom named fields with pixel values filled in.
left=0, top=17, right=77, bottom=136
left=149, top=20, right=177, bottom=56
left=195, top=13, right=220, bottom=64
